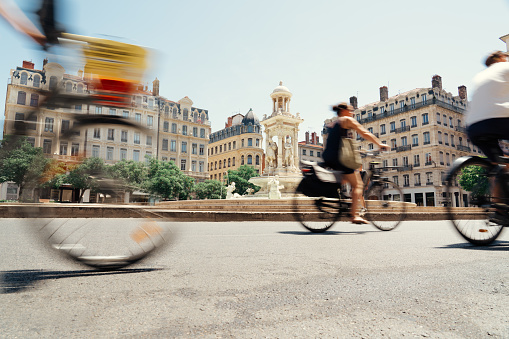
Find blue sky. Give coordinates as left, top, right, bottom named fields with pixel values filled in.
left=1, top=0, right=508, bottom=141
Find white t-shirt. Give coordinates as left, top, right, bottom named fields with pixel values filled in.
left=466, top=62, right=509, bottom=126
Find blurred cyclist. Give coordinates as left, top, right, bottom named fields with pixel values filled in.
left=466, top=50, right=509, bottom=164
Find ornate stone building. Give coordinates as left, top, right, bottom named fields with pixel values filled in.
left=208, top=109, right=264, bottom=182
left=323, top=75, right=479, bottom=207
left=1, top=60, right=211, bottom=200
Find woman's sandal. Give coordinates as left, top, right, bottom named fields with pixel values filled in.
left=351, top=217, right=370, bottom=224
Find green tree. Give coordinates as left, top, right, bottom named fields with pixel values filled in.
left=143, top=157, right=195, bottom=200
left=458, top=165, right=490, bottom=198
left=56, top=157, right=109, bottom=202
left=109, top=160, right=148, bottom=190
left=0, top=136, right=48, bottom=201
left=226, top=165, right=260, bottom=196
left=194, top=180, right=225, bottom=200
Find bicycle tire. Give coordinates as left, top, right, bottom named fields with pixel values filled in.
left=15, top=89, right=173, bottom=269
left=292, top=178, right=342, bottom=233
left=446, top=157, right=504, bottom=245
left=364, top=180, right=406, bottom=231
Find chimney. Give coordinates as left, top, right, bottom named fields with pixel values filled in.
left=43, top=58, right=48, bottom=67
left=22, top=60, right=34, bottom=69
left=458, top=85, right=467, bottom=100
left=349, top=96, right=358, bottom=109
left=379, top=86, right=388, bottom=102
left=432, top=75, right=442, bottom=90
left=305, top=131, right=310, bottom=144
left=152, top=77, right=160, bottom=96
left=311, top=132, right=318, bottom=144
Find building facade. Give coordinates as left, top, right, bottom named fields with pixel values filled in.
left=2, top=60, right=211, bottom=199
left=298, top=131, right=323, bottom=164
left=323, top=75, right=479, bottom=207
left=208, top=109, right=264, bottom=182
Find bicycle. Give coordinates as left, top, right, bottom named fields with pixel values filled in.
left=445, top=155, right=507, bottom=245
left=3, top=3, right=172, bottom=269
left=292, top=153, right=407, bottom=233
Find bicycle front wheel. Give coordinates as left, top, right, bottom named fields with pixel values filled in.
left=364, top=180, right=406, bottom=231
left=446, top=158, right=503, bottom=245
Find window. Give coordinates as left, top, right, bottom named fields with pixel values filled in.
left=425, top=153, right=432, bottom=165
left=162, top=139, right=168, bottom=151
left=44, top=117, right=54, bottom=132
left=172, top=107, right=178, bottom=119
left=107, top=128, right=114, bottom=141
left=30, top=94, right=39, bottom=107
left=134, top=132, right=140, bottom=144
left=443, top=115, right=447, bottom=126
left=233, top=141, right=236, bottom=149
left=410, top=116, right=417, bottom=127
left=181, top=141, right=187, bottom=153
left=368, top=127, right=373, bottom=134
left=439, top=151, right=444, bottom=165
left=17, top=91, right=26, bottom=105
left=60, top=142, right=68, bottom=155
left=400, top=101, right=405, bottom=109
left=192, top=161, right=197, bottom=172
left=380, top=124, right=386, bottom=135
left=182, top=125, right=187, bottom=135
left=392, top=158, right=398, bottom=167
left=389, top=103, right=394, bottom=113
left=95, top=106, right=102, bottom=114
left=412, top=134, right=418, bottom=146
left=193, top=127, right=198, bottom=137
left=449, top=117, right=453, bottom=128
left=241, top=155, right=245, bottom=165
left=163, top=121, right=169, bottom=132
left=181, top=159, right=186, bottom=171
left=303, top=149, right=307, bottom=155
left=436, top=113, right=441, bottom=124
left=199, top=144, right=204, bottom=155
left=183, top=109, right=188, bottom=121
left=232, top=157, right=236, bottom=166
left=426, top=172, right=433, bottom=185
left=450, top=134, right=454, bottom=146
left=192, top=143, right=197, bottom=155
left=414, top=173, right=421, bottom=186
left=49, top=76, right=57, bottom=90
left=383, top=159, right=388, bottom=168
left=414, top=154, right=420, bottom=166
left=380, top=106, right=385, bottom=114
left=120, top=148, right=127, bottom=160
left=317, top=151, right=321, bottom=157
left=71, top=143, right=79, bottom=156
left=401, top=136, right=407, bottom=146
left=393, top=176, right=399, bottom=186
left=446, top=153, right=450, bottom=166
left=199, top=161, right=204, bottom=172
left=402, top=156, right=409, bottom=167
left=75, top=104, right=82, bottom=112
left=123, top=110, right=129, bottom=119
left=220, top=145, right=223, bottom=153
left=248, top=138, right=253, bottom=146
left=256, top=155, right=260, bottom=165
left=422, top=94, right=427, bottom=103
left=390, top=121, right=396, bottom=132
left=109, top=108, right=116, bottom=115
left=148, top=99, right=153, bottom=109
left=171, top=123, right=177, bottom=133
left=200, top=128, right=205, bottom=138
left=61, top=120, right=70, bottom=134
left=444, top=133, right=449, bottom=146
left=92, top=145, right=100, bottom=157
left=310, top=150, right=314, bottom=156
left=242, top=139, right=245, bottom=147
left=43, top=139, right=52, bottom=154
left=422, top=113, right=429, bottom=125
left=107, top=147, right=114, bottom=161
left=77, top=84, right=83, bottom=93
left=133, top=150, right=140, bottom=162
left=400, top=119, right=406, bottom=128
left=391, top=139, right=397, bottom=149
left=93, top=128, right=101, bottom=139
left=170, top=140, right=176, bottom=152
left=33, top=74, right=40, bottom=88
left=410, top=97, right=416, bottom=108
left=423, top=132, right=430, bottom=145
left=438, top=131, right=442, bottom=144
left=247, top=155, right=253, bottom=165
left=146, top=136, right=152, bottom=146
left=403, top=175, right=410, bottom=187
left=135, top=113, right=141, bottom=122
left=121, top=130, right=128, bottom=142
left=147, top=115, right=153, bottom=127
left=368, top=143, right=374, bottom=150
left=164, top=106, right=169, bottom=116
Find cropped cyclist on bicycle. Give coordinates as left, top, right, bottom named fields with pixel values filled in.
left=467, top=51, right=509, bottom=164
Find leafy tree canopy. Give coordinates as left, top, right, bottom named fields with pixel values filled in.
left=143, top=157, right=195, bottom=200
left=226, top=165, right=260, bottom=196
left=194, top=180, right=225, bottom=200
left=458, top=164, right=490, bottom=197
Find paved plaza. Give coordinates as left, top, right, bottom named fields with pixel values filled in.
left=1, top=219, right=508, bottom=338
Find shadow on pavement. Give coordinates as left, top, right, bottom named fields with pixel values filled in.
left=439, top=240, right=509, bottom=251
left=278, top=230, right=372, bottom=235
left=0, top=268, right=160, bottom=294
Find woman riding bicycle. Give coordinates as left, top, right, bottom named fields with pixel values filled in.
left=322, top=103, right=389, bottom=224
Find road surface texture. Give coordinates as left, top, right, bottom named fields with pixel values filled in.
left=1, top=219, right=508, bottom=338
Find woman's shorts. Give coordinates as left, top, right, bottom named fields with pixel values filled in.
left=467, top=118, right=509, bottom=162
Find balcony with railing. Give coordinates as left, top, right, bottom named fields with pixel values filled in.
left=456, top=145, right=471, bottom=152
left=396, top=145, right=412, bottom=152
left=395, top=126, right=410, bottom=134
left=397, top=165, right=413, bottom=172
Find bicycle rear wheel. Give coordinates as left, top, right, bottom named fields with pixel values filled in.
left=446, top=158, right=504, bottom=245
left=364, top=180, right=406, bottom=231
left=292, top=178, right=342, bottom=233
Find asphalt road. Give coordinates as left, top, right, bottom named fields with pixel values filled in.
left=1, top=219, right=508, bottom=338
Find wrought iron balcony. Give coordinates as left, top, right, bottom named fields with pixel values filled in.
left=396, top=145, right=412, bottom=152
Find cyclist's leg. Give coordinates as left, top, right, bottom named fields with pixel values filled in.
left=342, top=171, right=366, bottom=223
